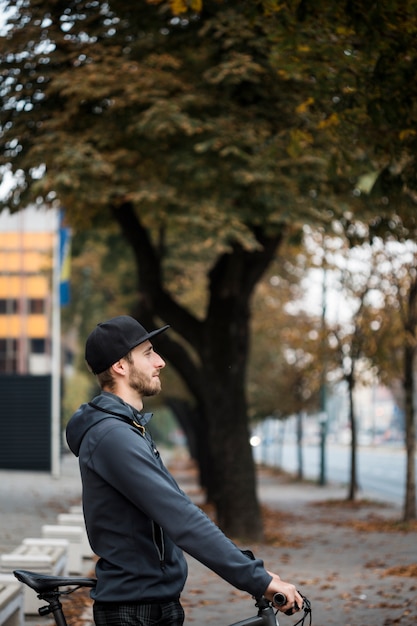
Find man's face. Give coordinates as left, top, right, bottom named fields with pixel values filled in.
left=125, top=340, right=166, bottom=398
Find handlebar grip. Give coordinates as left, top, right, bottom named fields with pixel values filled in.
left=273, top=592, right=287, bottom=606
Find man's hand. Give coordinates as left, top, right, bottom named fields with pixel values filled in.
left=264, top=572, right=304, bottom=615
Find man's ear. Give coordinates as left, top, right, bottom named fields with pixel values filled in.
left=111, top=358, right=128, bottom=376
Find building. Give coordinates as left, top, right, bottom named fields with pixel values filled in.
left=0, top=205, right=58, bottom=375
left=0, top=205, right=65, bottom=471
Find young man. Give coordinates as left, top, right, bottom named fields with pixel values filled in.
left=66, top=315, right=303, bottom=626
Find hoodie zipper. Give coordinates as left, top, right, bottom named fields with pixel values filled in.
left=152, top=520, right=166, bottom=570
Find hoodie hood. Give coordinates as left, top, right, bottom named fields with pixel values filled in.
left=66, top=392, right=153, bottom=457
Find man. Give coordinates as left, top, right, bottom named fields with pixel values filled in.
left=66, top=315, right=303, bottom=626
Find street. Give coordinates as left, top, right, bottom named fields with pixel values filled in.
left=253, top=440, right=416, bottom=507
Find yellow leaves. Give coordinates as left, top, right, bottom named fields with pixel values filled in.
left=296, top=97, right=314, bottom=115
left=147, top=0, right=203, bottom=15
left=317, top=113, right=340, bottom=129
left=260, top=0, right=284, bottom=16
left=335, top=25, right=355, bottom=37
left=171, top=0, right=191, bottom=15
left=276, top=68, right=289, bottom=80
left=184, top=0, right=202, bottom=13
left=399, top=129, right=417, bottom=141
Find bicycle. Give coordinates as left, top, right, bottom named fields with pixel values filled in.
left=13, top=569, right=312, bottom=626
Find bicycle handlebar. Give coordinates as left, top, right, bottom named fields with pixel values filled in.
left=272, top=592, right=287, bottom=606
left=273, top=592, right=300, bottom=614
left=273, top=591, right=310, bottom=620
left=241, top=549, right=311, bottom=623
left=273, top=592, right=298, bottom=615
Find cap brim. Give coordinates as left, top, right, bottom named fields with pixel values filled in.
left=145, top=325, right=170, bottom=342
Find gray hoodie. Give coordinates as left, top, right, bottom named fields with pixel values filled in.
left=66, top=391, right=272, bottom=603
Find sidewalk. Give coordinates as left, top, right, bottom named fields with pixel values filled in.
left=177, top=459, right=417, bottom=626
left=1, top=452, right=416, bottom=626
left=0, top=453, right=83, bottom=555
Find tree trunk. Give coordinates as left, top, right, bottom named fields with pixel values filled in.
left=402, top=274, right=417, bottom=521
left=403, top=343, right=416, bottom=521
left=196, top=240, right=273, bottom=541
left=347, top=372, right=358, bottom=501
left=296, top=412, right=303, bottom=481
left=165, top=397, right=212, bottom=492
left=202, top=366, right=262, bottom=540
left=112, top=202, right=284, bottom=540
left=200, top=288, right=261, bottom=537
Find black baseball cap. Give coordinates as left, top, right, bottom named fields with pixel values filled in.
left=85, top=315, right=169, bottom=374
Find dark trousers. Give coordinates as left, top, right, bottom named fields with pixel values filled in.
left=93, top=600, right=185, bottom=626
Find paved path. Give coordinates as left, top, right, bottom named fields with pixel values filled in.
left=1, top=452, right=416, bottom=626
left=0, top=453, right=83, bottom=554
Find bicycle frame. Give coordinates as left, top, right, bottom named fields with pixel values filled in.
left=229, top=596, right=279, bottom=626
left=13, top=569, right=288, bottom=626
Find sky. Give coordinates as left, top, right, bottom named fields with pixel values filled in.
left=0, top=204, right=58, bottom=232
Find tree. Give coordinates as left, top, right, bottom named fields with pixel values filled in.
left=250, top=241, right=326, bottom=480
left=321, top=229, right=416, bottom=515
left=0, top=0, right=334, bottom=540
left=366, top=240, right=417, bottom=521
left=249, top=238, right=323, bottom=420
left=338, top=204, right=417, bottom=519
left=299, top=231, right=392, bottom=501
left=2, top=0, right=417, bottom=535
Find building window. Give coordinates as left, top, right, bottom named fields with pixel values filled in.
left=29, top=299, right=45, bottom=314
left=0, top=338, right=18, bottom=373
left=30, top=338, right=46, bottom=354
left=0, top=299, right=19, bottom=314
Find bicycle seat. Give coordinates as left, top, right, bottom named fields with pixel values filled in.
left=13, top=569, right=96, bottom=593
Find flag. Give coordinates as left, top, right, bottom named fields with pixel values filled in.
left=59, top=210, right=71, bottom=306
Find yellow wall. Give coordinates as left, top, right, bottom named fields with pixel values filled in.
left=0, top=275, right=50, bottom=298
left=0, top=230, right=53, bottom=366
left=0, top=315, right=49, bottom=338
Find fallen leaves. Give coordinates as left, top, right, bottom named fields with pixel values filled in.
left=60, top=586, right=94, bottom=626
left=381, top=564, right=417, bottom=578
left=342, top=517, right=417, bottom=533
left=309, top=497, right=417, bottom=533
left=311, top=497, right=388, bottom=510
left=261, top=505, right=304, bottom=547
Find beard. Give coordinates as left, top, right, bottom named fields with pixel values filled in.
left=128, top=365, right=161, bottom=397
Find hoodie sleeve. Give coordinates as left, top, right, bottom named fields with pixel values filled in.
left=85, top=420, right=272, bottom=598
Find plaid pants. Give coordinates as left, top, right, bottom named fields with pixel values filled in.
left=93, top=600, right=185, bottom=626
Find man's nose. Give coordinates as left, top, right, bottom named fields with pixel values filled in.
left=156, top=354, right=165, bottom=368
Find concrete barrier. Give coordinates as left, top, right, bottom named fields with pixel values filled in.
left=69, top=506, right=83, bottom=515
left=57, top=513, right=93, bottom=559
left=0, top=579, right=23, bottom=626
left=41, top=525, right=83, bottom=575
left=0, top=542, right=67, bottom=615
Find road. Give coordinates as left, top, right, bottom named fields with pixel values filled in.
left=253, top=440, right=416, bottom=507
